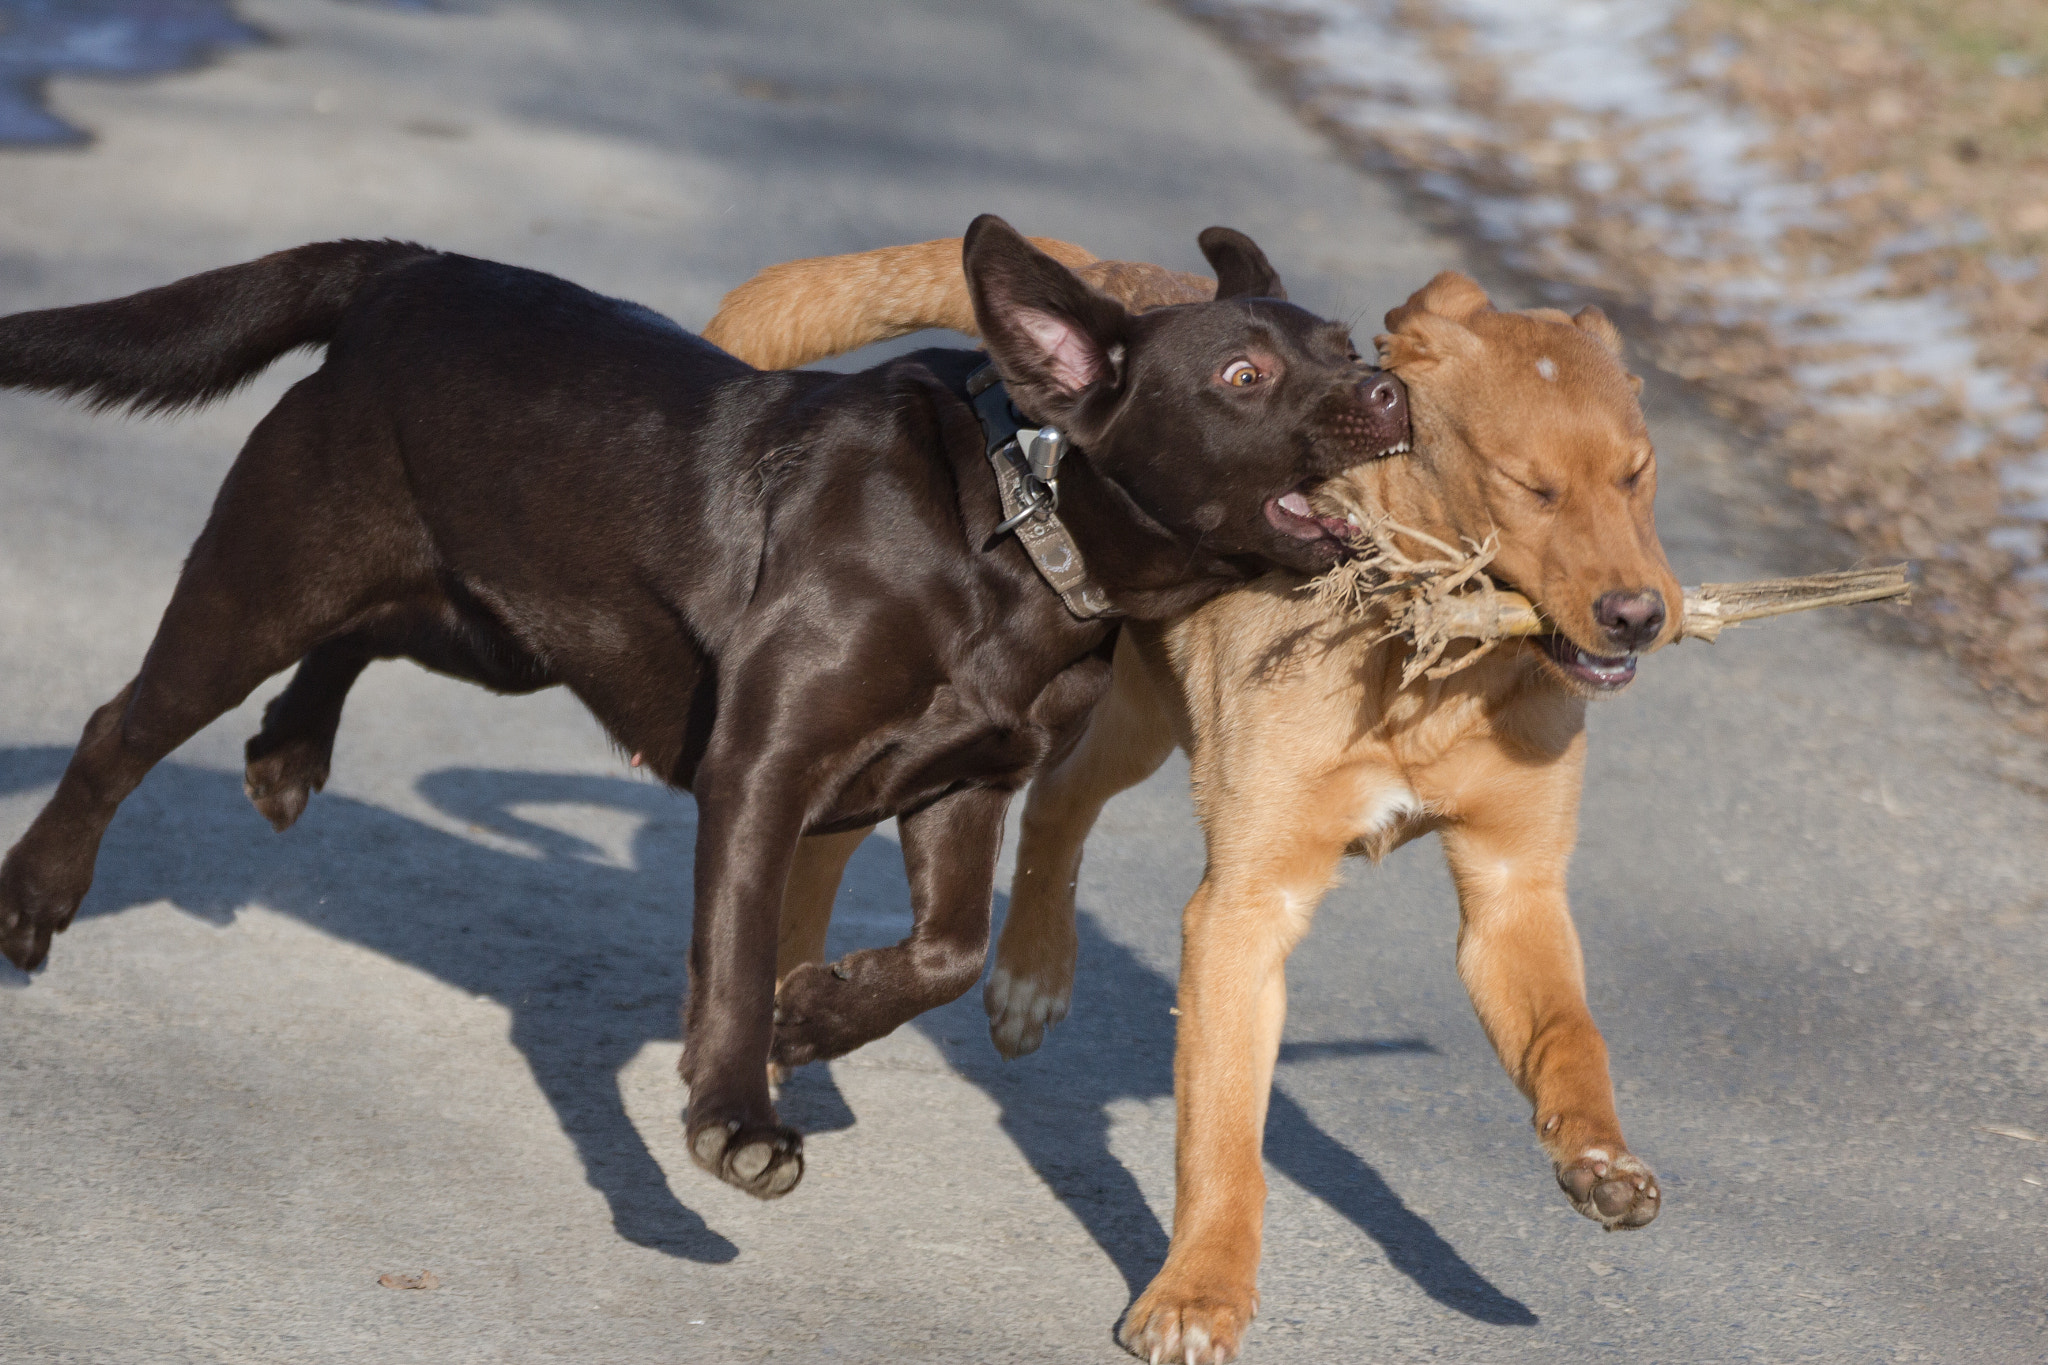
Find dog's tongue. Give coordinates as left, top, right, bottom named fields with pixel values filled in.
left=1267, top=489, right=1357, bottom=542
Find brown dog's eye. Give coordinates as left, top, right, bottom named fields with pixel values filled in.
left=1222, top=361, right=1262, bottom=388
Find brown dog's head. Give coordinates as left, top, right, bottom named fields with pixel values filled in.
left=1362, top=271, right=1680, bottom=694
left=962, top=215, right=1411, bottom=575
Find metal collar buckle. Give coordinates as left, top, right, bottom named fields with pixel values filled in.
left=991, top=425, right=1068, bottom=538
left=962, top=362, right=1119, bottom=620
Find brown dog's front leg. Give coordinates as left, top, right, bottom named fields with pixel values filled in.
left=771, top=787, right=1009, bottom=1069
left=1439, top=812, right=1660, bottom=1231
left=681, top=767, right=808, bottom=1200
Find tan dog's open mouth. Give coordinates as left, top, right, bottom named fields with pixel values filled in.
left=1538, top=632, right=1637, bottom=692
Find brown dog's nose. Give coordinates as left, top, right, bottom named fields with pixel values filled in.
left=1360, top=371, right=1407, bottom=423
left=1593, top=590, right=1665, bottom=651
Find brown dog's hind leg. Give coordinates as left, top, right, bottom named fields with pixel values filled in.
left=1, top=543, right=394, bottom=969
left=243, top=635, right=374, bottom=832
left=1439, top=791, right=1660, bottom=1231
left=988, top=631, right=1177, bottom=1057
left=0, top=389, right=426, bottom=972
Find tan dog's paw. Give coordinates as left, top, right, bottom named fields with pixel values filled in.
left=983, top=960, right=1071, bottom=1059
left=1555, top=1146, right=1660, bottom=1229
left=1120, top=1281, right=1257, bottom=1365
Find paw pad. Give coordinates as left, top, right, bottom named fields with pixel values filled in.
left=1556, top=1147, right=1660, bottom=1230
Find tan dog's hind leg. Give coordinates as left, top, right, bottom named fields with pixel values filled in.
left=1437, top=756, right=1660, bottom=1231
left=988, top=631, right=1177, bottom=1058
left=1121, top=838, right=1342, bottom=1365
left=766, top=826, right=873, bottom=1086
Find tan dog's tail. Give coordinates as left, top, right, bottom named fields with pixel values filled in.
left=702, top=237, right=1216, bottom=370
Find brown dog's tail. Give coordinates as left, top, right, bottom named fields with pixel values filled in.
left=702, top=236, right=1217, bottom=370
left=0, top=239, right=435, bottom=416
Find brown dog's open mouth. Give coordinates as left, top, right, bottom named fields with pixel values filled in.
left=1266, top=485, right=1359, bottom=545
left=1539, top=632, right=1637, bottom=691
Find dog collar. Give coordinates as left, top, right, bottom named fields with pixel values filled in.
left=964, top=363, right=1120, bottom=620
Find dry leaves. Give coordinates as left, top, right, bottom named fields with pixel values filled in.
left=378, top=1270, right=441, bottom=1290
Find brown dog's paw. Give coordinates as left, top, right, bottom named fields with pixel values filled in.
left=1120, top=1281, right=1258, bottom=1365
left=0, top=842, right=90, bottom=971
left=686, top=1115, right=804, bottom=1199
left=243, top=739, right=331, bottom=833
left=769, top=958, right=877, bottom=1069
left=1555, top=1146, right=1660, bottom=1230
left=983, top=945, right=1081, bottom=1064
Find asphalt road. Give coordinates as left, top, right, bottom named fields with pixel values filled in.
left=2, top=2, right=2044, bottom=1362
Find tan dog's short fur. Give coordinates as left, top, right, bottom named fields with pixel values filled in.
left=708, top=240, right=1680, bottom=1364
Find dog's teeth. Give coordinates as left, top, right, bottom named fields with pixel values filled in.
left=1278, top=491, right=1313, bottom=517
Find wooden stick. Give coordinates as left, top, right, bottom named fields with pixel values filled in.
left=1431, top=565, right=1913, bottom=643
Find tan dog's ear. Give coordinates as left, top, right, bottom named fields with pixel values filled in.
left=1572, top=305, right=1624, bottom=357
left=1571, top=305, right=1643, bottom=390
left=1385, top=270, right=1492, bottom=331
left=1373, top=310, right=1483, bottom=371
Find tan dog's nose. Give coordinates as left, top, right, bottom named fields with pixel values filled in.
left=1593, top=590, right=1665, bottom=651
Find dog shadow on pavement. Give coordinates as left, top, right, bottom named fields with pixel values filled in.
left=825, top=838, right=1538, bottom=1329
left=0, top=746, right=1532, bottom=1324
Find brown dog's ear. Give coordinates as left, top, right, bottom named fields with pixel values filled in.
left=1385, top=270, right=1492, bottom=331
left=965, top=214, right=1133, bottom=429
left=1197, top=227, right=1286, bottom=301
left=1572, top=305, right=1625, bottom=357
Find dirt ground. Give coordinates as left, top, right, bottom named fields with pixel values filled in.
left=1191, top=0, right=2048, bottom=728
left=1678, top=0, right=2048, bottom=712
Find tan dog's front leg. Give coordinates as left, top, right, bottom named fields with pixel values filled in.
left=1439, top=807, right=1660, bottom=1230
left=1122, top=851, right=1337, bottom=1365
left=987, top=632, right=1177, bottom=1057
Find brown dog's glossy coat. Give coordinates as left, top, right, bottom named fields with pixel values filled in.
left=709, top=241, right=1679, bottom=1363
left=0, top=218, right=1416, bottom=1211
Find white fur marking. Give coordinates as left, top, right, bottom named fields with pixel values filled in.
left=1536, top=356, right=1558, bottom=381
left=985, top=964, right=1071, bottom=1059
left=1354, top=785, right=1424, bottom=839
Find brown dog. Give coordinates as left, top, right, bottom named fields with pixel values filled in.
left=707, top=241, right=1680, bottom=1364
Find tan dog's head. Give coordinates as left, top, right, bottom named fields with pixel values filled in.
left=1364, top=272, right=1680, bottom=694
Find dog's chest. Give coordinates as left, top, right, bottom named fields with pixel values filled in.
left=822, top=652, right=1112, bottom=826
left=1342, top=783, right=1429, bottom=862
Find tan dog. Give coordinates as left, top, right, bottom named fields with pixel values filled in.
left=706, top=240, right=1681, bottom=1364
